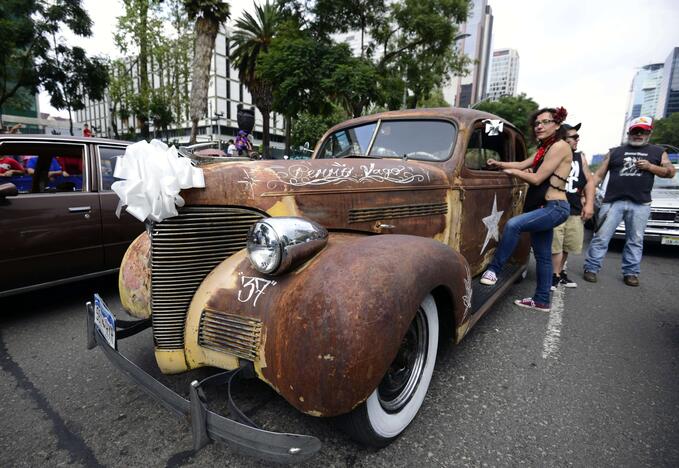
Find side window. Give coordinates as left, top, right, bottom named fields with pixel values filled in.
left=98, top=146, right=126, bottom=191
left=0, top=143, right=84, bottom=194
left=464, top=125, right=510, bottom=170
left=317, top=123, right=376, bottom=159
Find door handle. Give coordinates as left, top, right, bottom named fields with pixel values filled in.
left=69, top=206, right=91, bottom=213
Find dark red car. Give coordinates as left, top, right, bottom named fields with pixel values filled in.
left=0, top=135, right=143, bottom=297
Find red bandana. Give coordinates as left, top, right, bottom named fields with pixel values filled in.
left=531, top=135, right=557, bottom=169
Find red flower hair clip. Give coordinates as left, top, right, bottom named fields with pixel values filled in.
left=553, top=106, right=568, bottom=124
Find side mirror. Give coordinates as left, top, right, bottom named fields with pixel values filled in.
left=0, top=182, right=18, bottom=198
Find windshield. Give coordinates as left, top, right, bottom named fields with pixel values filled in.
left=653, top=168, right=679, bottom=189
left=317, top=119, right=456, bottom=161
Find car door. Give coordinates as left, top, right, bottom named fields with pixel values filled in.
left=0, top=139, right=104, bottom=295
left=457, top=122, right=526, bottom=276
left=96, top=144, right=145, bottom=269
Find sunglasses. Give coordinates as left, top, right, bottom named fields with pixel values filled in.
left=533, top=119, right=555, bottom=127
left=567, top=134, right=580, bottom=140
left=629, top=129, right=650, bottom=136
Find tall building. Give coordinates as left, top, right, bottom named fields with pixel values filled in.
left=621, top=63, right=664, bottom=138
left=76, top=24, right=285, bottom=147
left=656, top=46, right=679, bottom=118
left=486, top=49, right=519, bottom=101
left=443, top=0, right=493, bottom=108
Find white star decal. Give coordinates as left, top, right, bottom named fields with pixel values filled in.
left=480, top=194, right=504, bottom=254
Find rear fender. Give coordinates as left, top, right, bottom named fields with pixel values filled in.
left=182, top=233, right=472, bottom=417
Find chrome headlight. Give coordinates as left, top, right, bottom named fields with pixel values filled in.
left=246, top=217, right=328, bottom=275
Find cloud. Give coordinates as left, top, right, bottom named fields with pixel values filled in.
left=491, top=0, right=679, bottom=157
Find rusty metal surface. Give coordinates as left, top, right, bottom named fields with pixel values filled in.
left=117, top=107, right=532, bottom=416
left=119, top=232, right=151, bottom=319
left=192, top=234, right=470, bottom=417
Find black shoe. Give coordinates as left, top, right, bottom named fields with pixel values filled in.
left=551, top=273, right=560, bottom=291
left=583, top=271, right=597, bottom=283
left=623, top=275, right=639, bottom=287
left=559, top=271, right=577, bottom=288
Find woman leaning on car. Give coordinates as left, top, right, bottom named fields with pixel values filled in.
left=479, top=106, right=573, bottom=312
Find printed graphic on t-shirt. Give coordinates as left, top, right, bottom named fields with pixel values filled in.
left=620, top=152, right=646, bottom=177
left=565, top=160, right=581, bottom=193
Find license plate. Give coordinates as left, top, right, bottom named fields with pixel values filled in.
left=661, top=235, right=679, bottom=245
left=94, top=294, right=116, bottom=349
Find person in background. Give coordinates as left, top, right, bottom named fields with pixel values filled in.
left=226, top=139, right=236, bottom=156
left=480, top=107, right=572, bottom=312
left=583, top=116, right=676, bottom=286
left=25, top=156, right=68, bottom=178
left=551, top=123, right=595, bottom=290
left=83, top=123, right=93, bottom=137
left=2, top=123, right=23, bottom=134
left=0, top=156, right=25, bottom=176
left=235, top=130, right=248, bottom=156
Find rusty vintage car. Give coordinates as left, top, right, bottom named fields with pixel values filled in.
left=86, top=108, right=531, bottom=463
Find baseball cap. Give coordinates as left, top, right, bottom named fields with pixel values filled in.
left=628, top=116, right=653, bottom=132
left=561, top=122, right=581, bottom=132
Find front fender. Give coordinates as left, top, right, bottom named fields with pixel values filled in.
left=183, top=233, right=471, bottom=417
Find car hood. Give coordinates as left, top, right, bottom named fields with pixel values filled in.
left=652, top=188, right=679, bottom=209
left=181, top=158, right=449, bottom=210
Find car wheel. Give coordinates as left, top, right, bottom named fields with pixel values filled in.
left=338, top=294, right=439, bottom=447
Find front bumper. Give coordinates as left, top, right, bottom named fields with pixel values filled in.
left=85, top=301, right=321, bottom=464
left=613, top=223, right=679, bottom=242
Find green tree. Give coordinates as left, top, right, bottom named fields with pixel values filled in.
left=311, top=0, right=387, bottom=56
left=256, top=24, right=328, bottom=154
left=475, top=93, right=540, bottom=141
left=0, top=0, right=103, bottom=126
left=650, top=113, right=679, bottom=149
left=417, top=87, right=450, bottom=108
left=230, top=1, right=280, bottom=158
left=322, top=53, right=381, bottom=118
left=40, top=45, right=108, bottom=135
left=277, top=0, right=470, bottom=110
left=375, top=0, right=470, bottom=108
left=184, top=0, right=230, bottom=144
left=291, top=106, right=348, bottom=150
left=115, top=0, right=164, bottom=139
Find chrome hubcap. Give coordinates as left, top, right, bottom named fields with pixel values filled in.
left=378, top=306, right=428, bottom=412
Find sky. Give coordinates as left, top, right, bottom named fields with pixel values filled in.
left=39, top=0, right=679, bottom=158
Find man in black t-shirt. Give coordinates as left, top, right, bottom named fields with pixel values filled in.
left=583, top=116, right=676, bottom=286
left=551, top=123, right=595, bottom=290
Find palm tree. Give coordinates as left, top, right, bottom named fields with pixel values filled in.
left=184, top=0, right=230, bottom=144
left=229, top=1, right=279, bottom=158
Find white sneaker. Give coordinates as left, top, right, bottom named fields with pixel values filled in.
left=480, top=270, right=497, bottom=285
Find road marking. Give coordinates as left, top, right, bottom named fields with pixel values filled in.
left=543, top=286, right=564, bottom=359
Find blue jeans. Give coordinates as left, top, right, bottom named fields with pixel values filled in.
left=488, top=200, right=570, bottom=304
left=583, top=199, right=651, bottom=276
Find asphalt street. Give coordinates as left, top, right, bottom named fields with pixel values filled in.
left=1, top=238, right=678, bottom=467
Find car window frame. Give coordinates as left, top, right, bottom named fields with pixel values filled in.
left=0, top=139, right=90, bottom=194
left=97, top=144, right=128, bottom=192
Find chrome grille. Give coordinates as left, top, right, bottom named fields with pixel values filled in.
left=348, top=202, right=448, bottom=223
left=198, top=308, right=263, bottom=360
left=650, top=210, right=677, bottom=221
left=151, top=206, right=265, bottom=350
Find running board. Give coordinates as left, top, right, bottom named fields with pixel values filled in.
left=470, top=263, right=524, bottom=316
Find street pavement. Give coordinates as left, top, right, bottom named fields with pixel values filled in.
left=1, top=238, right=678, bottom=467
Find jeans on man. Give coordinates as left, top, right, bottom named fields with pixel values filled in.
left=488, top=200, right=570, bottom=304
left=584, top=199, right=651, bottom=276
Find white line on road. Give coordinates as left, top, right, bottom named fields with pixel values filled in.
left=543, top=286, right=564, bottom=359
